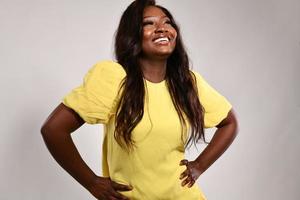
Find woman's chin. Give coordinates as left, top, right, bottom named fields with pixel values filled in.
left=150, top=50, right=174, bottom=59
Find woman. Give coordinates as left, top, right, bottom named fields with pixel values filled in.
left=41, top=0, right=238, bottom=199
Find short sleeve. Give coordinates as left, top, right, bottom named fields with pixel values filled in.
left=192, top=71, right=232, bottom=128
left=62, top=60, right=126, bottom=124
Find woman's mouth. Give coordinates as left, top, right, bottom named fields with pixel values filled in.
left=153, top=37, right=170, bottom=45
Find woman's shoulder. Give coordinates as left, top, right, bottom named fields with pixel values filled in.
left=90, top=60, right=126, bottom=77
left=80, top=60, right=127, bottom=89
left=62, top=60, right=127, bottom=124
left=189, top=69, right=215, bottom=92
left=189, top=69, right=205, bottom=83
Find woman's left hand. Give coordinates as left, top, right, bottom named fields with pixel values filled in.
left=179, top=159, right=203, bottom=188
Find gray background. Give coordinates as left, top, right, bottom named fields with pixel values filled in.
left=1, top=0, right=299, bottom=199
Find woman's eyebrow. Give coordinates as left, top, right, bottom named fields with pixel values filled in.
left=143, top=15, right=168, bottom=19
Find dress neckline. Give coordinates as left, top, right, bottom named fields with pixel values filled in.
left=143, top=78, right=166, bottom=86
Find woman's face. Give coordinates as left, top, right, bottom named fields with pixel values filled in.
left=141, top=6, right=177, bottom=59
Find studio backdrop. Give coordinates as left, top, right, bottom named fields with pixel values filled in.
left=0, top=0, right=299, bottom=199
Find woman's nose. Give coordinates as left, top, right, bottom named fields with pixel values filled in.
left=155, top=23, right=168, bottom=33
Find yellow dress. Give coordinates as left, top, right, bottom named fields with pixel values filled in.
left=62, top=60, right=232, bottom=200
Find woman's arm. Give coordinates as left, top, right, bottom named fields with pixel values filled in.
left=41, top=103, right=95, bottom=189
left=195, top=108, right=239, bottom=172
left=180, top=108, right=239, bottom=187
left=41, top=103, right=132, bottom=199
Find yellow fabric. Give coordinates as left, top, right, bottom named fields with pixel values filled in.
left=62, top=60, right=126, bottom=124
left=62, top=60, right=232, bottom=200
left=192, top=72, right=232, bottom=128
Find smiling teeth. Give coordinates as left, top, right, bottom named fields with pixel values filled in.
left=154, top=37, right=169, bottom=43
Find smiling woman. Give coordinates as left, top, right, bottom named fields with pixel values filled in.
left=141, top=6, right=177, bottom=60
left=41, top=0, right=238, bottom=199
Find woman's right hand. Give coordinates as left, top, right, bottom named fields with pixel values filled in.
left=88, top=176, right=133, bottom=200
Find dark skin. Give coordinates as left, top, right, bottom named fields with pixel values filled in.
left=41, top=5, right=238, bottom=200
left=41, top=104, right=132, bottom=200
left=179, top=109, right=238, bottom=188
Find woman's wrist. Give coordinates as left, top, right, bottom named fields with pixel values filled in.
left=194, top=157, right=206, bottom=175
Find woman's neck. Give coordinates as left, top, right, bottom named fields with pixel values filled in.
left=139, top=58, right=167, bottom=83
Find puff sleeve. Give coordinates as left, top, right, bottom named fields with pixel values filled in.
left=193, top=71, right=232, bottom=128
left=62, top=60, right=126, bottom=124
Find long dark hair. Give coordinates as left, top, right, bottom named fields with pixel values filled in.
left=114, top=0, right=205, bottom=151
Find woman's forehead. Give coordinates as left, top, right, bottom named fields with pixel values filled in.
left=143, top=6, right=167, bottom=18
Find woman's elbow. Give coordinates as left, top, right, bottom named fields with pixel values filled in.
left=229, top=109, right=239, bottom=138
left=40, top=122, right=55, bottom=140
left=216, top=108, right=239, bottom=138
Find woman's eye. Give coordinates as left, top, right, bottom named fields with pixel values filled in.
left=143, top=21, right=154, bottom=26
